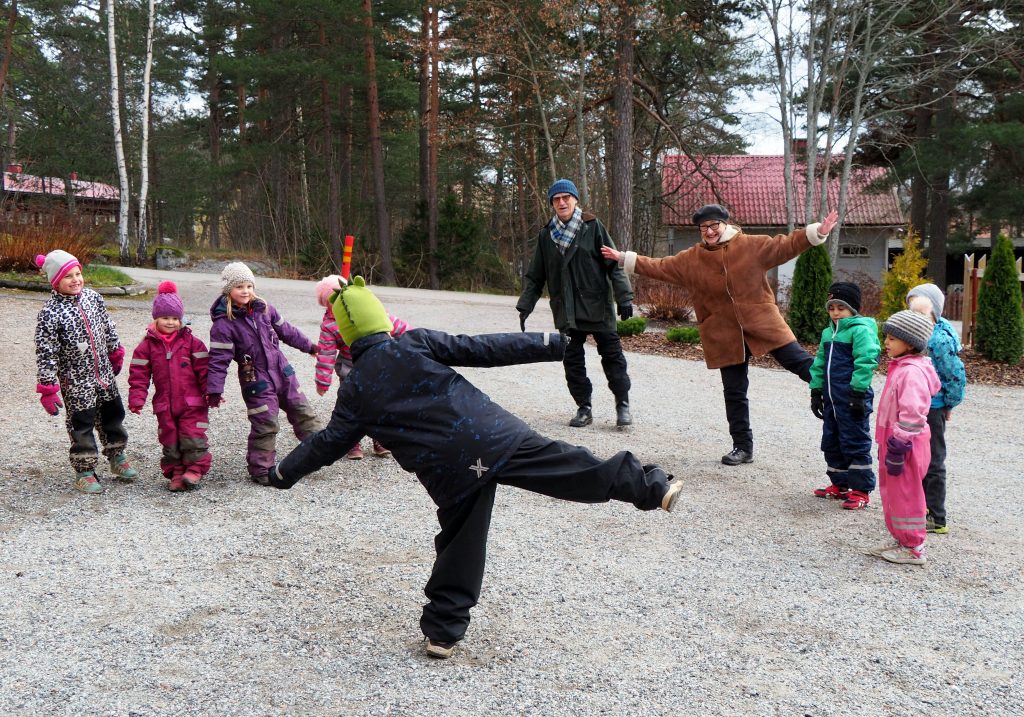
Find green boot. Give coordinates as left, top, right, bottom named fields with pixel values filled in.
left=109, top=454, right=139, bottom=482
left=73, top=471, right=104, bottom=495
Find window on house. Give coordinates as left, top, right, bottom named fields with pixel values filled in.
left=839, top=244, right=870, bottom=258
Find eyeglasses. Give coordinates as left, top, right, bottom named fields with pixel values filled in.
left=699, top=221, right=721, bottom=232
left=552, top=194, right=574, bottom=205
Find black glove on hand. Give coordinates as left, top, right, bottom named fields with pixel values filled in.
left=848, top=389, right=866, bottom=419
left=884, top=435, right=912, bottom=477
left=617, top=303, right=633, bottom=321
left=810, top=389, right=824, bottom=420
left=519, top=310, right=530, bottom=332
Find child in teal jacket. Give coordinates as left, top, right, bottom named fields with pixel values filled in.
left=809, top=282, right=880, bottom=510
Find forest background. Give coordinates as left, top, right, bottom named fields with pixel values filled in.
left=2, top=0, right=1022, bottom=292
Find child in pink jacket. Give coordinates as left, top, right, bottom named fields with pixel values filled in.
left=866, top=310, right=941, bottom=566
left=128, top=281, right=211, bottom=491
left=313, top=275, right=410, bottom=459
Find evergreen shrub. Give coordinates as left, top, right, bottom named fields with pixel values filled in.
left=975, top=235, right=1024, bottom=363
left=787, top=243, right=832, bottom=343
left=666, top=326, right=700, bottom=343
left=616, top=317, right=647, bottom=335
left=879, top=227, right=928, bottom=326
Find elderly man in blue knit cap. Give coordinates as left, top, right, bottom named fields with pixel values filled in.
left=516, top=179, right=635, bottom=429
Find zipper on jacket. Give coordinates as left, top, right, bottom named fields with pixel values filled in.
left=77, top=299, right=110, bottom=390
left=825, top=321, right=837, bottom=417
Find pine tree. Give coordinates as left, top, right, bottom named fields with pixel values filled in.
left=879, top=228, right=929, bottom=325
left=788, top=243, right=832, bottom=343
left=975, top=235, right=1024, bottom=364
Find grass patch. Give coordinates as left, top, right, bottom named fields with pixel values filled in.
left=0, top=264, right=135, bottom=288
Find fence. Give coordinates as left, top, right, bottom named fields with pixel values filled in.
left=960, top=253, right=1024, bottom=348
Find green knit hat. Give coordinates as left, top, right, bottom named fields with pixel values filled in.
left=330, top=276, right=393, bottom=346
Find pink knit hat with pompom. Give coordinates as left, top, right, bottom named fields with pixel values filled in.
left=35, top=250, right=82, bottom=288
left=315, top=275, right=347, bottom=308
left=152, top=280, right=185, bottom=319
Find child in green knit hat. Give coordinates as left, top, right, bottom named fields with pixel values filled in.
left=264, top=276, right=683, bottom=660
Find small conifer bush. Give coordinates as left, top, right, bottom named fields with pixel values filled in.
left=666, top=326, right=701, bottom=343
left=788, top=243, right=832, bottom=343
left=616, top=317, right=647, bottom=336
left=975, top=235, right=1024, bottom=363
left=879, top=227, right=929, bottom=325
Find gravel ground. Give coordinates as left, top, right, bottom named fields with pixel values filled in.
left=1, top=267, right=1021, bottom=717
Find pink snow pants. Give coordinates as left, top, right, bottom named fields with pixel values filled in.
left=877, top=426, right=931, bottom=549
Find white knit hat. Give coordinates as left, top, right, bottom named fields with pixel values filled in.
left=35, top=250, right=82, bottom=288
left=220, top=262, right=256, bottom=292
left=906, top=283, right=945, bottom=323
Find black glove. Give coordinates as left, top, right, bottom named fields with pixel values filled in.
left=848, top=389, right=866, bottom=419
left=810, top=389, right=824, bottom=420
left=518, top=310, right=530, bottom=332
left=884, top=436, right=912, bottom=477
left=617, top=303, right=633, bottom=321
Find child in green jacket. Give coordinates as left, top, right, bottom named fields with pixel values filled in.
left=809, top=282, right=880, bottom=510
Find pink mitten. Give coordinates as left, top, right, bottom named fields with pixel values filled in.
left=37, top=383, right=63, bottom=416
left=108, top=346, right=125, bottom=375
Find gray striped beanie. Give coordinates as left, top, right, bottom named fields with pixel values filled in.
left=883, top=310, right=933, bottom=353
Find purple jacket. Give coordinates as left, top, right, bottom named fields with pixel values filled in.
left=128, top=325, right=209, bottom=417
left=207, top=296, right=316, bottom=397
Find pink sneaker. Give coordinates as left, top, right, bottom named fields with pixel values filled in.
left=181, top=469, right=202, bottom=488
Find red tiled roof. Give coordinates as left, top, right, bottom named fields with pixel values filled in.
left=3, top=170, right=119, bottom=201
left=662, top=155, right=903, bottom=227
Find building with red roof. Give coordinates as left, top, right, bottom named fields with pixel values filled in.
left=660, top=154, right=905, bottom=283
left=2, top=163, right=120, bottom=228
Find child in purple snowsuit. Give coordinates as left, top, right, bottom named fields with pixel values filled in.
left=866, top=311, right=941, bottom=566
left=128, top=281, right=212, bottom=492
left=206, top=262, right=322, bottom=481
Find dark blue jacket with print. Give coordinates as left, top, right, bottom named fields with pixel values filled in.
left=276, top=329, right=566, bottom=508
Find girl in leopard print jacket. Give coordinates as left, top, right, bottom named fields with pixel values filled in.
left=34, top=250, right=137, bottom=494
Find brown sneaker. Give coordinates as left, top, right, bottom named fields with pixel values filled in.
left=371, top=439, right=392, bottom=458
left=661, top=480, right=683, bottom=512
left=425, top=638, right=456, bottom=659
left=345, top=444, right=364, bottom=460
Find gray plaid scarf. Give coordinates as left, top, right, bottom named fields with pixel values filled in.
left=548, top=206, right=583, bottom=254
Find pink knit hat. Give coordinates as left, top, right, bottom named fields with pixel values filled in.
left=35, top=250, right=82, bottom=288
left=152, top=280, right=185, bottom=319
left=315, top=275, right=346, bottom=308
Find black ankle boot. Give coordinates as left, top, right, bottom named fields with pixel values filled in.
left=615, top=401, right=632, bottom=427
left=569, top=405, right=593, bottom=427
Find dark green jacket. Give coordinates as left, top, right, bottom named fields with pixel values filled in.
left=516, top=213, right=633, bottom=333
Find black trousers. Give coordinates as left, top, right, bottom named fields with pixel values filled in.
left=66, top=396, right=129, bottom=473
left=718, top=341, right=813, bottom=451
left=563, top=329, right=631, bottom=408
left=419, top=431, right=670, bottom=644
left=922, top=408, right=949, bottom=525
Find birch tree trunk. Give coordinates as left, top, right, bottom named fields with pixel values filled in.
left=362, top=0, right=397, bottom=284
left=105, top=0, right=131, bottom=262
left=609, top=1, right=635, bottom=251
left=136, top=0, right=155, bottom=263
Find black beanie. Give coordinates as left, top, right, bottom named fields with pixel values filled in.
left=826, top=282, right=862, bottom=314
left=692, top=204, right=730, bottom=226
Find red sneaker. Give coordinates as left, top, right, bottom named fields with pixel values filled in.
left=168, top=476, right=188, bottom=492
left=813, top=484, right=850, bottom=499
left=841, top=490, right=870, bottom=510
left=181, top=469, right=202, bottom=488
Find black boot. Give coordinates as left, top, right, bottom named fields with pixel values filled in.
left=569, top=404, right=593, bottom=427
left=615, top=400, right=632, bottom=427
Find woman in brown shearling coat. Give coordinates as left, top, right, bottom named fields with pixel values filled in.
left=601, top=204, right=838, bottom=465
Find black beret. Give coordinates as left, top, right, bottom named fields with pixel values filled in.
left=692, top=204, right=730, bottom=226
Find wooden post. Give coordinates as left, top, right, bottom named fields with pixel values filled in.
left=961, top=254, right=973, bottom=346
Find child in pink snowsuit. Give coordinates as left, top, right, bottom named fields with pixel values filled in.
left=867, top=310, right=941, bottom=566
left=313, top=275, right=410, bottom=459
left=128, top=281, right=212, bottom=492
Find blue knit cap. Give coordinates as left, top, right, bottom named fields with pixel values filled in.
left=547, top=179, right=579, bottom=204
